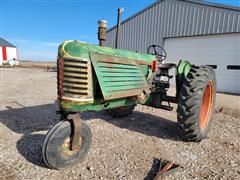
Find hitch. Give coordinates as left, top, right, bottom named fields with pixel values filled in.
left=67, top=113, right=82, bottom=151
left=154, top=159, right=182, bottom=180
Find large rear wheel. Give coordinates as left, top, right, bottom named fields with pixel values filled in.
left=177, top=65, right=216, bottom=142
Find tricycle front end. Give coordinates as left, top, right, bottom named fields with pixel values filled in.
left=42, top=40, right=216, bottom=169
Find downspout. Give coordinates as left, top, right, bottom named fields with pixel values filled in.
left=115, top=8, right=124, bottom=49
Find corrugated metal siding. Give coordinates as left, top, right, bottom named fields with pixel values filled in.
left=106, top=0, right=240, bottom=53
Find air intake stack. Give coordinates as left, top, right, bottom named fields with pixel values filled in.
left=98, top=20, right=108, bottom=46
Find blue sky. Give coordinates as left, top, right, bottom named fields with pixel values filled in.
left=1, top=0, right=239, bottom=61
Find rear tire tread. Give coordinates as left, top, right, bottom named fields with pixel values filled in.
left=177, top=65, right=216, bottom=142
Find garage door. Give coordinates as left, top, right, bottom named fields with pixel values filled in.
left=164, top=33, right=240, bottom=94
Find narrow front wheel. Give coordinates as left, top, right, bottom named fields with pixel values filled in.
left=42, top=121, right=92, bottom=169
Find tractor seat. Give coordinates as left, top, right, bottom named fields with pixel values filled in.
left=158, top=63, right=176, bottom=69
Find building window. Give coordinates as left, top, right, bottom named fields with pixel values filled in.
left=227, top=65, right=240, bottom=70
left=206, top=65, right=217, bottom=69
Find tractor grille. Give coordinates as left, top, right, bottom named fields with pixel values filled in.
left=58, top=58, right=93, bottom=101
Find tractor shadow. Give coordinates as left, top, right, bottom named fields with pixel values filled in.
left=0, top=103, right=59, bottom=168
left=1, top=103, right=180, bottom=168
left=80, top=109, right=181, bottom=141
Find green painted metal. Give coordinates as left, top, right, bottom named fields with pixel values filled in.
left=58, top=40, right=155, bottom=63
left=102, top=77, right=144, bottom=81
left=151, top=94, right=160, bottom=107
left=104, top=81, right=146, bottom=87
left=97, top=73, right=143, bottom=77
left=176, top=60, right=192, bottom=96
left=106, top=84, right=148, bottom=91
left=57, top=40, right=164, bottom=112
left=57, top=40, right=193, bottom=112
left=57, top=38, right=193, bottom=113
left=98, top=62, right=137, bottom=69
left=177, top=60, right=192, bottom=77
left=58, top=40, right=155, bottom=101
left=60, top=97, right=136, bottom=112
left=139, top=92, right=162, bottom=108
left=140, top=60, right=192, bottom=107
left=90, top=53, right=150, bottom=100
left=98, top=67, right=140, bottom=73
left=139, top=64, right=149, bottom=76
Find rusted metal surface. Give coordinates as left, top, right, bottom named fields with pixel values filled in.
left=104, top=88, right=150, bottom=100
left=98, top=20, right=108, bottom=46
left=60, top=137, right=82, bottom=157
left=154, top=160, right=181, bottom=180
left=137, top=90, right=149, bottom=104
left=61, top=57, right=94, bottom=103
left=67, top=114, right=82, bottom=151
left=58, top=40, right=155, bottom=64
left=115, top=8, right=123, bottom=48
left=93, top=52, right=151, bottom=66
left=90, top=53, right=150, bottom=100
left=61, top=97, right=137, bottom=112
left=57, top=58, right=64, bottom=98
left=57, top=40, right=155, bottom=111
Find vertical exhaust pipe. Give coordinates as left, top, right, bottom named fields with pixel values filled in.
left=115, top=8, right=124, bottom=49
left=98, top=19, right=108, bottom=46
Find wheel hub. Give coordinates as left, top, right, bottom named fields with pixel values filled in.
left=200, top=80, right=214, bottom=129
left=61, top=137, right=83, bottom=157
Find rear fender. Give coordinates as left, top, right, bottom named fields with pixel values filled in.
left=176, top=60, right=192, bottom=97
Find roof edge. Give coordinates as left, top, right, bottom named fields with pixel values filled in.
left=107, top=0, right=240, bottom=33
left=185, top=0, right=240, bottom=11
left=107, top=0, right=163, bottom=32
left=0, top=37, right=16, bottom=47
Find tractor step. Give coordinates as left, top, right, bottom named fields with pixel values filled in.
left=159, top=104, right=173, bottom=111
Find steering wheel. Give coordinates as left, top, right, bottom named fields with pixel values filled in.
left=147, top=44, right=167, bottom=61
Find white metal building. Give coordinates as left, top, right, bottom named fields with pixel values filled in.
left=0, top=37, right=18, bottom=65
left=106, top=0, right=240, bottom=94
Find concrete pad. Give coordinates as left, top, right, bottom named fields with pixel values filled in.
left=168, top=87, right=240, bottom=118
left=216, top=93, right=240, bottom=118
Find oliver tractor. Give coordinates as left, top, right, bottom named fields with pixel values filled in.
left=42, top=40, right=216, bottom=169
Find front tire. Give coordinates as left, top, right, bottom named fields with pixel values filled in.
left=177, top=65, right=216, bottom=142
left=42, top=121, right=92, bottom=169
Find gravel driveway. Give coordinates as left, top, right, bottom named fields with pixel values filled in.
left=0, top=68, right=239, bottom=180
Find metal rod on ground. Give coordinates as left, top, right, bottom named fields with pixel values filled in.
left=115, top=8, right=124, bottom=49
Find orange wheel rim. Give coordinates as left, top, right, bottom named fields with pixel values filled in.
left=200, top=81, right=214, bottom=129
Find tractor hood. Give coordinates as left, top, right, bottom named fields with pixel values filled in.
left=58, top=40, right=155, bottom=63
left=58, top=40, right=156, bottom=102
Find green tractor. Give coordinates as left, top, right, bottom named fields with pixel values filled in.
left=42, top=40, right=216, bottom=169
